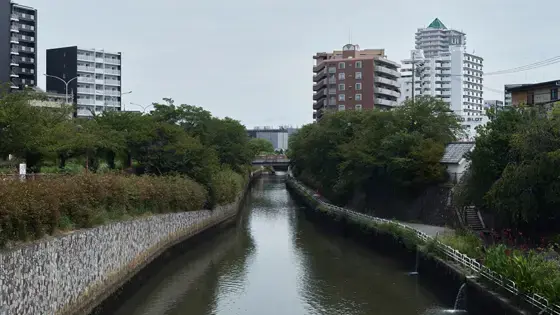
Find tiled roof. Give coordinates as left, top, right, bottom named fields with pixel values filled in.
left=428, top=18, right=447, bottom=29
left=440, top=142, right=475, bottom=164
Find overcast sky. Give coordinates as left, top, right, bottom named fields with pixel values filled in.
left=23, top=0, right=560, bottom=128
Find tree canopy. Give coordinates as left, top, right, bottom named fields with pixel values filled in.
left=457, top=105, right=560, bottom=230
left=289, top=96, right=461, bottom=206
left=249, top=138, right=274, bottom=156
left=0, top=89, right=254, bottom=206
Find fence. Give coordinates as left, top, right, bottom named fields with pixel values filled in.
left=287, top=175, right=560, bottom=315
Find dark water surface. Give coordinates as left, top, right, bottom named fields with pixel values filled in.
left=113, top=175, right=444, bottom=315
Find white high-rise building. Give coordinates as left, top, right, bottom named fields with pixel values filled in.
left=399, top=18, right=486, bottom=141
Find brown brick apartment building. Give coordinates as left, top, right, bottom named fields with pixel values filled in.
left=312, top=44, right=401, bottom=121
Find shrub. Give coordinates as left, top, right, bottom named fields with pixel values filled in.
left=0, top=173, right=207, bottom=247
left=439, top=229, right=484, bottom=259
left=210, top=168, right=246, bottom=206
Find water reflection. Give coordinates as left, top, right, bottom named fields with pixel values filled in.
left=112, top=175, right=444, bottom=315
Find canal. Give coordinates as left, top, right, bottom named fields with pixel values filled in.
left=112, top=175, right=445, bottom=315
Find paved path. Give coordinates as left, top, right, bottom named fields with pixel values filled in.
left=400, top=222, right=453, bottom=238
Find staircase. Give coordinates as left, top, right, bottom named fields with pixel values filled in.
left=464, top=206, right=485, bottom=231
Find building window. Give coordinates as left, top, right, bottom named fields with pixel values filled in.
left=552, top=88, right=558, bottom=100
left=356, top=61, right=363, bottom=68
left=328, top=67, right=336, bottom=73
left=338, top=94, right=345, bottom=101
left=355, top=83, right=362, bottom=90
left=338, top=105, right=345, bottom=111
left=355, top=104, right=362, bottom=111
left=338, top=62, right=346, bottom=69
left=338, top=84, right=345, bottom=91
left=355, top=72, right=362, bottom=79
left=355, top=94, right=362, bottom=101
left=338, top=73, right=345, bottom=80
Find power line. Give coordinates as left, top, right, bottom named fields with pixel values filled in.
left=485, top=56, right=560, bottom=76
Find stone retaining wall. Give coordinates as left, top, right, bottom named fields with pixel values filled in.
left=0, top=200, right=241, bottom=315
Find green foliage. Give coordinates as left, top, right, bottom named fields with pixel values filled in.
left=210, top=168, right=246, bottom=206
left=457, top=106, right=560, bottom=228
left=439, top=229, right=484, bottom=259
left=289, top=96, right=460, bottom=203
left=0, top=173, right=207, bottom=247
left=249, top=138, right=274, bottom=156
left=484, top=245, right=560, bottom=303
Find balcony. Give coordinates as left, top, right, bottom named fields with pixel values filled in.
left=10, top=37, right=18, bottom=44
left=104, top=90, right=121, bottom=96
left=374, top=87, right=400, bottom=98
left=375, top=65, right=400, bottom=78
left=17, top=68, right=34, bottom=75
left=77, top=99, right=95, bottom=106
left=104, top=101, right=120, bottom=107
left=313, top=62, right=326, bottom=73
left=77, top=107, right=94, bottom=117
left=104, top=58, right=121, bottom=65
left=20, top=24, right=34, bottom=32
left=10, top=24, right=19, bottom=33
left=375, top=98, right=398, bottom=107
left=10, top=72, right=19, bottom=78
left=374, top=76, right=399, bottom=88
left=313, top=78, right=326, bottom=91
left=77, top=88, right=95, bottom=94
left=95, top=68, right=105, bottom=74
left=10, top=59, right=19, bottom=66
left=14, top=13, right=35, bottom=21
left=18, top=35, right=34, bottom=42
left=105, top=69, right=121, bottom=76
left=10, top=48, right=18, bottom=55
left=18, top=46, right=34, bottom=53
left=77, top=54, right=95, bottom=62
left=18, top=57, right=34, bottom=64
left=313, top=68, right=327, bottom=81
left=313, top=99, right=326, bottom=110
left=104, top=80, right=121, bottom=86
left=10, top=14, right=19, bottom=21
left=77, top=66, right=95, bottom=72
left=313, top=89, right=327, bottom=101
left=77, top=77, right=95, bottom=83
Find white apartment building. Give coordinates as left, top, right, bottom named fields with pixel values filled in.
left=415, top=18, right=467, bottom=58
left=399, top=19, right=486, bottom=141
left=46, top=46, right=122, bottom=118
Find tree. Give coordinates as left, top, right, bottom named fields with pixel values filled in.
left=249, top=138, right=274, bottom=156
left=289, top=96, right=460, bottom=205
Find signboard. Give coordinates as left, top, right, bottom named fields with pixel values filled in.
left=458, top=117, right=484, bottom=122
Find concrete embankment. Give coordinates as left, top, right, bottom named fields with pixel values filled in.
left=0, top=172, right=259, bottom=315
left=285, top=177, right=533, bottom=315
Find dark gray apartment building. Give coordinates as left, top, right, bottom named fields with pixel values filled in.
left=0, top=0, right=37, bottom=91
left=47, top=46, right=122, bottom=117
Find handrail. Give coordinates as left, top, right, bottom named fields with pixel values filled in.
left=287, top=175, right=560, bottom=315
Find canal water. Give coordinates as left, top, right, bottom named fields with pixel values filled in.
left=112, top=175, right=445, bottom=315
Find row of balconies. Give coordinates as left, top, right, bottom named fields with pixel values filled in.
left=77, top=77, right=120, bottom=86
left=77, top=88, right=121, bottom=96
left=10, top=34, right=34, bottom=43
left=374, top=87, right=399, bottom=98
left=77, top=54, right=121, bottom=65
left=11, top=23, right=35, bottom=33
left=77, top=99, right=120, bottom=106
left=11, top=56, right=34, bottom=65
left=11, top=12, right=35, bottom=21
left=77, top=66, right=121, bottom=75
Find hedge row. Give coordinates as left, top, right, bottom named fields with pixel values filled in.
left=0, top=174, right=208, bottom=247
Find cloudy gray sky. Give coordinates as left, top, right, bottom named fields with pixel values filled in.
left=23, top=0, right=559, bottom=128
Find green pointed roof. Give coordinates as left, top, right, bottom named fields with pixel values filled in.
left=428, top=18, right=447, bottom=29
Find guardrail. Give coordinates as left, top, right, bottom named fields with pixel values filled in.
left=287, top=175, right=560, bottom=315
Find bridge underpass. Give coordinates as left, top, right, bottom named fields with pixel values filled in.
left=252, top=155, right=290, bottom=171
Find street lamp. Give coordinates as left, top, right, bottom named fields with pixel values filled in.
left=43, top=74, right=77, bottom=104
left=121, top=91, right=132, bottom=111
left=129, top=102, right=152, bottom=113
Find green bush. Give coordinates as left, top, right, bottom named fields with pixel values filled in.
left=210, top=168, right=246, bottom=205
left=0, top=173, right=207, bottom=247
left=484, top=245, right=560, bottom=303
left=439, top=229, right=484, bottom=259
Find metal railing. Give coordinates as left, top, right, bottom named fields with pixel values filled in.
left=287, top=175, right=560, bottom=315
